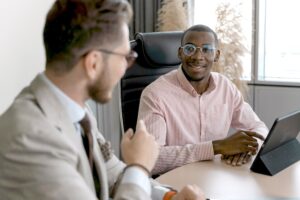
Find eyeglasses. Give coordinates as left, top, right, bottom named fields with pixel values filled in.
left=97, top=49, right=138, bottom=67
left=181, top=44, right=216, bottom=57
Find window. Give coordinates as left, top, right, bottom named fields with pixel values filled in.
left=193, top=0, right=253, bottom=80
left=258, top=0, right=300, bottom=83
left=193, top=0, right=300, bottom=84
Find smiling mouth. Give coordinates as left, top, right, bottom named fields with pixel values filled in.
left=188, top=63, right=206, bottom=68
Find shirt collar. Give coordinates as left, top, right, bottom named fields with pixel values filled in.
left=176, top=65, right=216, bottom=96
left=39, top=73, right=85, bottom=123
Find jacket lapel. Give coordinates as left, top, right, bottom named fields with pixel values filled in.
left=86, top=110, right=109, bottom=200
left=29, top=75, right=96, bottom=194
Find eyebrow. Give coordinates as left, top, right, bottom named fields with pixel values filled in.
left=202, top=44, right=215, bottom=48
left=185, top=43, right=215, bottom=48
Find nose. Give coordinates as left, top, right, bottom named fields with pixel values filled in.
left=192, top=48, right=205, bottom=59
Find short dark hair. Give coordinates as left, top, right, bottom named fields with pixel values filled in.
left=43, top=0, right=132, bottom=72
left=181, top=24, right=218, bottom=46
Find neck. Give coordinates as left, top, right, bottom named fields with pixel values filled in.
left=45, top=68, right=88, bottom=107
left=190, top=76, right=210, bottom=95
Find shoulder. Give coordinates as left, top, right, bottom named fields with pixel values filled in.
left=0, top=90, right=45, bottom=135
left=142, top=69, right=178, bottom=98
left=211, top=72, right=233, bottom=85
left=0, top=92, right=76, bottom=156
left=211, top=72, right=239, bottom=92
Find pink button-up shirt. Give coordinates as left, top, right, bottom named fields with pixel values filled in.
left=137, top=67, right=268, bottom=175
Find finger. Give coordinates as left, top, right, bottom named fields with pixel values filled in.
left=221, top=154, right=228, bottom=160
left=221, top=155, right=228, bottom=163
left=243, top=140, right=259, bottom=148
left=232, top=154, right=240, bottom=166
left=238, top=131, right=258, bottom=143
left=245, top=146, right=258, bottom=154
left=136, top=120, right=147, bottom=132
left=243, top=152, right=252, bottom=164
left=237, top=153, right=246, bottom=166
left=244, top=131, right=265, bottom=141
left=251, top=149, right=257, bottom=155
left=226, top=155, right=234, bottom=165
left=123, top=128, right=134, bottom=140
left=239, top=131, right=258, bottom=142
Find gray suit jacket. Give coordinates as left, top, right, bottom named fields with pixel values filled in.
left=0, top=75, right=151, bottom=200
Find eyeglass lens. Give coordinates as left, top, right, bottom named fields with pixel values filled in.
left=182, top=44, right=215, bottom=57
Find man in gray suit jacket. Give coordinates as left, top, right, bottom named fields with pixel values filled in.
left=0, top=0, right=205, bottom=199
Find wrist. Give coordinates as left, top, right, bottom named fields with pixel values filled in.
left=212, top=140, right=222, bottom=155
left=124, top=163, right=151, bottom=177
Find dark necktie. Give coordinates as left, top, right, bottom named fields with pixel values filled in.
left=79, top=114, right=94, bottom=169
left=79, top=114, right=101, bottom=197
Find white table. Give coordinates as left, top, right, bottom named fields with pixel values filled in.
left=156, top=156, right=300, bottom=199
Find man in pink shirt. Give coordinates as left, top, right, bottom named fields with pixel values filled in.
left=137, top=24, right=268, bottom=175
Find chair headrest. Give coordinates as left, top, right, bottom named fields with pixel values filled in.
left=133, top=31, right=183, bottom=67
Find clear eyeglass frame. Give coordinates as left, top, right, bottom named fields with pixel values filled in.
left=181, top=44, right=216, bottom=57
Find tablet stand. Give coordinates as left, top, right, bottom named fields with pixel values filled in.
left=250, top=139, right=300, bottom=176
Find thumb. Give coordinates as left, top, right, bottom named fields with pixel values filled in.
left=123, top=128, right=134, bottom=141
left=136, top=120, right=146, bottom=132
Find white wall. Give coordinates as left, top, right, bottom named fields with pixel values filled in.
left=0, top=1, right=121, bottom=156
left=0, top=0, right=54, bottom=114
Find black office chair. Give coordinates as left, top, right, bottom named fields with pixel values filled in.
left=120, top=31, right=183, bottom=132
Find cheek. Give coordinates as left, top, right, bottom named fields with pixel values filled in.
left=182, top=57, right=193, bottom=65
left=106, top=57, right=127, bottom=83
left=115, top=61, right=127, bottom=78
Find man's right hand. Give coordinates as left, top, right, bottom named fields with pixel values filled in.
left=212, top=131, right=265, bottom=156
left=172, top=185, right=205, bottom=200
left=221, top=152, right=252, bottom=166
left=121, top=120, right=159, bottom=174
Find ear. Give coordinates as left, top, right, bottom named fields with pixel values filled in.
left=178, top=47, right=183, bottom=61
left=214, top=49, right=221, bottom=62
left=83, top=51, right=103, bottom=80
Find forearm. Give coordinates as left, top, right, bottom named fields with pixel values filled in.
left=250, top=125, right=269, bottom=138
left=231, top=102, right=269, bottom=139
left=152, top=142, right=214, bottom=175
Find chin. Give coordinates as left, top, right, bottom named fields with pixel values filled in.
left=185, top=72, right=205, bottom=82
left=100, top=94, right=112, bottom=104
left=99, top=97, right=111, bottom=104
left=91, top=92, right=112, bottom=104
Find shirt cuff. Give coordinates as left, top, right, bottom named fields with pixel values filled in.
left=152, top=185, right=171, bottom=200
left=120, top=166, right=151, bottom=195
left=198, top=141, right=215, bottom=159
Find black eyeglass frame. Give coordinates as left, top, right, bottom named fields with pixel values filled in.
left=97, top=49, right=138, bottom=67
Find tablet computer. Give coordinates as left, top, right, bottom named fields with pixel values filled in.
left=250, top=110, right=300, bottom=176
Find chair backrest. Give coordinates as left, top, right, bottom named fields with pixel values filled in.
left=120, top=31, right=183, bottom=132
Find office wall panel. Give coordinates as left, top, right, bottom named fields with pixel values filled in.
left=254, top=86, right=300, bottom=131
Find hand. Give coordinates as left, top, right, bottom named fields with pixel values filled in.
left=212, top=131, right=265, bottom=155
left=172, top=185, right=205, bottom=200
left=121, top=120, right=159, bottom=174
left=221, top=152, right=252, bottom=166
